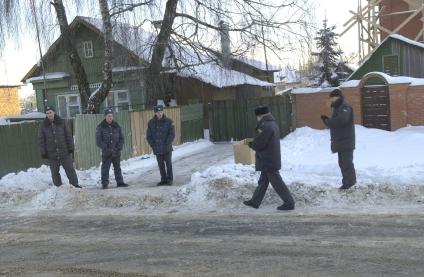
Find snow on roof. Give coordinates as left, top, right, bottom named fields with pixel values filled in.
left=232, top=56, right=280, bottom=71
left=291, top=87, right=338, bottom=94
left=389, top=34, right=424, bottom=49
left=26, top=72, right=70, bottom=83
left=176, top=63, right=273, bottom=88
left=112, top=66, right=145, bottom=73
left=80, top=17, right=272, bottom=88
left=275, top=67, right=301, bottom=84
left=364, top=72, right=424, bottom=86
left=340, top=80, right=360, bottom=88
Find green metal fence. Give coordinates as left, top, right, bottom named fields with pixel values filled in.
left=0, top=119, right=73, bottom=178
left=0, top=122, right=44, bottom=178
left=74, top=112, right=132, bottom=170
left=180, top=104, right=204, bottom=143
left=208, top=94, right=293, bottom=142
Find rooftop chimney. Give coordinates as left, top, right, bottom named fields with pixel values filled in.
left=219, top=21, right=232, bottom=68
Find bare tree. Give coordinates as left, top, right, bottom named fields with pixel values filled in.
left=114, top=0, right=314, bottom=106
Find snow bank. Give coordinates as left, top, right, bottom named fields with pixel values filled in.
left=177, top=125, right=424, bottom=210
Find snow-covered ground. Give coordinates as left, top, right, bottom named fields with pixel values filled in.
left=1, top=125, right=424, bottom=214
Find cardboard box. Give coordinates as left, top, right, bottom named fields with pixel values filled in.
left=233, top=138, right=256, bottom=165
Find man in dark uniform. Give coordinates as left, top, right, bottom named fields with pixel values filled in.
left=37, top=105, right=81, bottom=188
left=146, top=105, right=175, bottom=186
left=321, top=88, right=357, bottom=190
left=96, top=108, right=128, bottom=189
left=243, top=105, right=295, bottom=211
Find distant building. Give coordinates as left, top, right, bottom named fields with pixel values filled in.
left=21, top=16, right=278, bottom=119
left=0, top=85, right=21, bottom=117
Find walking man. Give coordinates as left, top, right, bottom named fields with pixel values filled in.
left=321, top=88, right=357, bottom=190
left=96, top=108, right=128, bottom=189
left=244, top=105, right=295, bottom=211
left=146, top=105, right=175, bottom=186
left=38, top=106, right=81, bottom=188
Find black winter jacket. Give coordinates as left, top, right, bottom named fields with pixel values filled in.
left=146, top=115, right=175, bottom=155
left=96, top=119, right=124, bottom=158
left=250, top=114, right=281, bottom=172
left=323, top=97, right=356, bottom=153
left=37, top=115, right=74, bottom=160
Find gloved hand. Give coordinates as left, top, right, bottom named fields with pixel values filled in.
left=321, top=115, right=329, bottom=121
left=41, top=154, right=48, bottom=159
left=248, top=141, right=253, bottom=148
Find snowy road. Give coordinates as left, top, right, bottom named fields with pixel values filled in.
left=1, top=212, right=424, bottom=276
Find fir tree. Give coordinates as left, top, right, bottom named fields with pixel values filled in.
left=314, top=20, right=343, bottom=87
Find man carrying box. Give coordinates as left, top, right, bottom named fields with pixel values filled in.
left=243, top=105, right=295, bottom=211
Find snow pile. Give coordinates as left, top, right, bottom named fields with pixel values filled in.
left=0, top=140, right=213, bottom=212
left=177, top=125, right=424, bottom=210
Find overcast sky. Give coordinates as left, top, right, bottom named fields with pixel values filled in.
left=0, top=0, right=360, bottom=87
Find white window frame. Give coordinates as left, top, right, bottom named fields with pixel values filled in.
left=83, top=41, right=94, bottom=58
left=105, top=90, right=131, bottom=112
left=57, top=94, right=81, bottom=118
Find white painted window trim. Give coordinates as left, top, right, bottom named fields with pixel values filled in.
left=57, top=93, right=81, bottom=118
left=106, top=90, right=131, bottom=111
left=83, top=41, right=94, bottom=58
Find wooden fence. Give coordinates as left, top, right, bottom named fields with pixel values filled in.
left=208, top=94, right=293, bottom=142
left=130, top=107, right=181, bottom=157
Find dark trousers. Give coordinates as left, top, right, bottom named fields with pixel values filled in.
left=48, top=157, right=79, bottom=187
left=338, top=151, right=357, bottom=186
left=101, top=155, right=124, bottom=185
left=156, top=152, right=173, bottom=182
left=251, top=171, right=295, bottom=207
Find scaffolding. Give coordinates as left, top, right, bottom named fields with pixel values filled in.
left=341, top=0, right=424, bottom=61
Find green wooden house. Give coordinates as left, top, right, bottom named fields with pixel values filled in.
left=348, top=34, right=424, bottom=81
left=21, top=16, right=277, bottom=118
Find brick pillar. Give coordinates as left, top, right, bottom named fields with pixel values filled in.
left=341, top=87, right=362, bottom=125
left=389, top=84, right=409, bottom=130
left=406, top=85, right=424, bottom=126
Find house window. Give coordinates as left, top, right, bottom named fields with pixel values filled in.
left=106, top=90, right=131, bottom=112
left=57, top=94, right=81, bottom=118
left=383, top=55, right=399, bottom=76
left=83, top=41, right=94, bottom=58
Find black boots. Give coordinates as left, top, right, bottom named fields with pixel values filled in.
left=277, top=204, right=294, bottom=211
left=339, top=183, right=355, bottom=190
left=157, top=180, right=172, bottom=186
left=243, top=200, right=259, bottom=209
left=117, top=183, right=129, bottom=188
left=71, top=183, right=82, bottom=189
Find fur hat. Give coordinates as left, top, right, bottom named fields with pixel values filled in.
left=44, top=105, right=55, bottom=113
left=254, top=105, right=270, bottom=116
left=154, top=105, right=164, bottom=112
left=104, top=108, right=114, bottom=116
left=329, top=88, right=342, bottom=98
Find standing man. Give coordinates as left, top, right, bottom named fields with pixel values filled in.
left=321, top=88, right=357, bottom=190
left=146, top=105, right=175, bottom=186
left=38, top=106, right=81, bottom=188
left=96, top=108, right=128, bottom=189
left=244, top=105, right=295, bottom=211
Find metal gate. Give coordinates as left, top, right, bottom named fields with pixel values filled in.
left=208, top=94, right=293, bottom=142
left=361, top=85, right=390, bottom=131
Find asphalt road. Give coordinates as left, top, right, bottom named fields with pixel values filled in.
left=1, top=212, right=424, bottom=276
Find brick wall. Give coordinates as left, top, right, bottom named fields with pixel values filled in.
left=407, top=85, right=424, bottom=125
left=293, top=83, right=424, bottom=131
left=294, top=91, right=331, bottom=129
left=294, top=88, right=361, bottom=129
left=389, top=84, right=409, bottom=130
left=0, top=87, right=21, bottom=117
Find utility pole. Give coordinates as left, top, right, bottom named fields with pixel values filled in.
left=30, top=0, right=48, bottom=108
